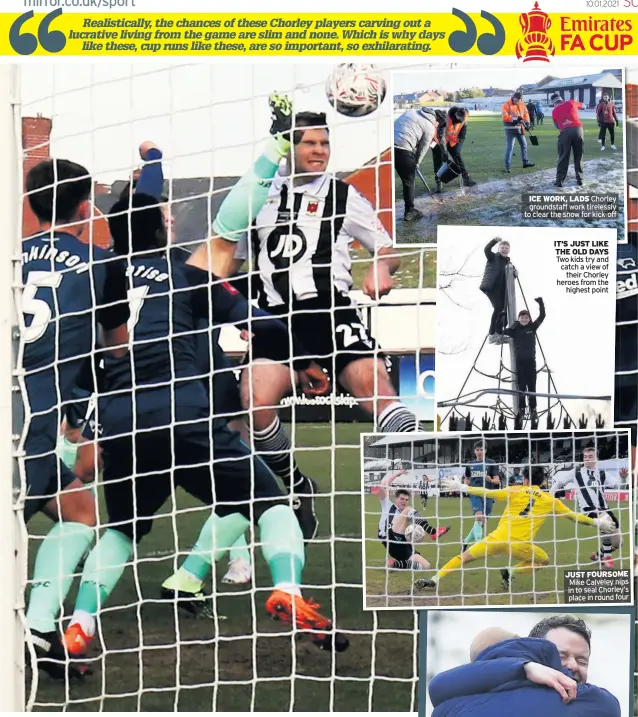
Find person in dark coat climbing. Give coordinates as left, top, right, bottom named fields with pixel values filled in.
left=431, top=106, right=476, bottom=192
left=479, top=238, right=511, bottom=344
left=503, top=298, right=546, bottom=414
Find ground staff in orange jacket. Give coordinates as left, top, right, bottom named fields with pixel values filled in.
left=502, top=91, right=536, bottom=173
left=432, top=106, right=477, bottom=191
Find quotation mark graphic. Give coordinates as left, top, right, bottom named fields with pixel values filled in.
left=9, top=9, right=66, bottom=56
left=448, top=8, right=505, bottom=55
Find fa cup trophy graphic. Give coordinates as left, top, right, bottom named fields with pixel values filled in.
left=516, top=2, right=555, bottom=62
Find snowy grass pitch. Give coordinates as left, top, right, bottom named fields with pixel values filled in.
left=395, top=116, right=625, bottom=245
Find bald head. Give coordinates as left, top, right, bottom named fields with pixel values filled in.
left=470, top=627, right=519, bottom=662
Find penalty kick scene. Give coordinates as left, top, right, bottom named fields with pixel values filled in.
left=422, top=610, right=631, bottom=717
left=392, top=66, right=626, bottom=245
left=12, top=62, right=434, bottom=710
left=361, top=431, right=633, bottom=609
left=436, top=225, right=616, bottom=432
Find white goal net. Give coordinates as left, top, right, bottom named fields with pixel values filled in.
left=7, top=61, right=444, bottom=712
left=362, top=430, right=632, bottom=610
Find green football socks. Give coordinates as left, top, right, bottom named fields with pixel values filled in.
left=258, top=505, right=305, bottom=586
left=165, top=512, right=250, bottom=591
left=26, top=521, right=95, bottom=633
left=73, top=528, right=134, bottom=616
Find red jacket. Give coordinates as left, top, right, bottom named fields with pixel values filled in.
left=552, top=100, right=583, bottom=130
left=596, top=101, right=618, bottom=124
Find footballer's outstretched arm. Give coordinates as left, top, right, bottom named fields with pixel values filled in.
left=377, top=469, right=407, bottom=501
left=429, top=658, right=533, bottom=706
left=188, top=236, right=244, bottom=280
left=188, top=93, right=292, bottom=278
left=549, top=470, right=572, bottom=495
left=135, top=142, right=164, bottom=199
left=552, top=497, right=597, bottom=527
left=465, top=486, right=510, bottom=501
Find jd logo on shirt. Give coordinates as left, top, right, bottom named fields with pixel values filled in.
left=267, top=225, right=308, bottom=265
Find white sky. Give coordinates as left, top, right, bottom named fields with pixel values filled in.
left=20, top=62, right=397, bottom=183
left=436, top=226, right=616, bottom=424
left=426, top=610, right=631, bottom=717
left=393, top=66, right=621, bottom=95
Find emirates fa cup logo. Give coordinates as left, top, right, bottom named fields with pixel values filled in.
left=516, top=2, right=555, bottom=63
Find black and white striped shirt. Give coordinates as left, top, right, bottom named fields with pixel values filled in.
left=378, top=497, right=401, bottom=540
left=235, top=173, right=392, bottom=308
left=551, top=467, right=619, bottom=513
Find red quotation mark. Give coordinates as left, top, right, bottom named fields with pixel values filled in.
left=448, top=8, right=505, bottom=55
left=9, top=9, right=66, bottom=55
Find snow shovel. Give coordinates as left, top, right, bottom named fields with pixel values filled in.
left=416, top=168, right=432, bottom=194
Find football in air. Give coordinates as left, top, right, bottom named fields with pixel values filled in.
left=325, top=63, right=387, bottom=117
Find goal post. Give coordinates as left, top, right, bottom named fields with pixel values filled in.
left=0, top=63, right=25, bottom=712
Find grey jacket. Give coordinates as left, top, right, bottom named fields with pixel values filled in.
left=394, top=108, right=437, bottom=167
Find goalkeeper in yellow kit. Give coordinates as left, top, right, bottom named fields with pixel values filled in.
left=415, top=466, right=615, bottom=591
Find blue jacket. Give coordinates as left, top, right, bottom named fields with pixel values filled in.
left=430, top=637, right=620, bottom=717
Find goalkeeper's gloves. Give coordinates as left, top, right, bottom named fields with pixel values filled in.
left=593, top=515, right=614, bottom=533
left=269, top=92, right=293, bottom=140
left=442, top=478, right=467, bottom=493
